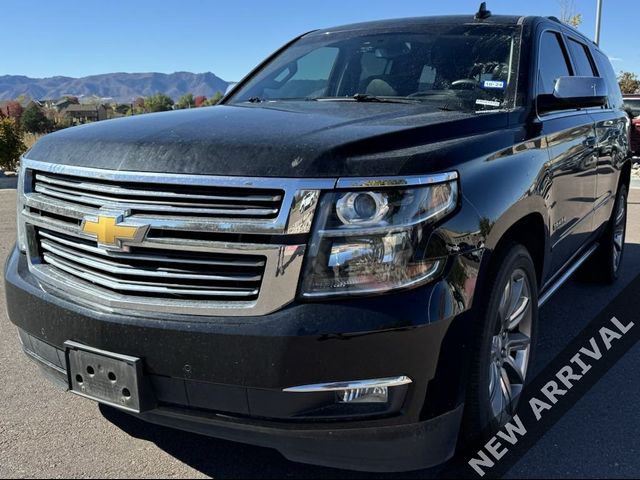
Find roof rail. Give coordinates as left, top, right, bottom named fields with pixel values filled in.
left=546, top=15, right=598, bottom=45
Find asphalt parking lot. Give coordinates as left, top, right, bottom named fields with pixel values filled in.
left=1, top=178, right=639, bottom=479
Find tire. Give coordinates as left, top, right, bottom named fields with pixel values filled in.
left=579, top=184, right=628, bottom=284
left=461, top=243, right=539, bottom=439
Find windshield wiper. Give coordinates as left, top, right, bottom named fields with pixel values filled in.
left=352, top=93, right=382, bottom=102
left=353, top=93, right=426, bottom=104
left=308, top=94, right=423, bottom=104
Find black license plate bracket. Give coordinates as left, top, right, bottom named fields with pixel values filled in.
left=64, top=341, right=154, bottom=413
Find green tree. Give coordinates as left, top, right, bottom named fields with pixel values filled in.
left=144, top=93, right=174, bottom=113
left=175, top=93, right=195, bottom=109
left=204, top=91, right=224, bottom=106
left=16, top=94, right=31, bottom=105
left=0, top=114, right=27, bottom=170
left=21, top=103, right=52, bottom=133
left=618, top=71, right=640, bottom=94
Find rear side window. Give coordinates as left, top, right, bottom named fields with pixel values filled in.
left=593, top=49, right=624, bottom=109
left=567, top=38, right=597, bottom=76
left=538, top=31, right=572, bottom=95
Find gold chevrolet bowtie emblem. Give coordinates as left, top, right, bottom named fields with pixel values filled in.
left=81, top=213, right=149, bottom=250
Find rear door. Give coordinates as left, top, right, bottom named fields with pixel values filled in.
left=536, top=29, right=598, bottom=273
left=586, top=47, right=629, bottom=233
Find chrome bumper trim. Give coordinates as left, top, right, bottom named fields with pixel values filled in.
left=283, top=376, right=413, bottom=393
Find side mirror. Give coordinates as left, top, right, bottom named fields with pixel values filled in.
left=537, top=76, right=608, bottom=114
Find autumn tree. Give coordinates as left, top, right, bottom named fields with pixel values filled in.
left=21, top=103, right=53, bottom=133
left=0, top=113, right=27, bottom=170
left=1, top=101, right=24, bottom=123
left=176, top=93, right=195, bottom=109
left=194, top=95, right=207, bottom=107
left=618, top=71, right=640, bottom=94
left=127, top=97, right=146, bottom=115
left=144, top=93, right=174, bottom=112
left=558, top=0, right=582, bottom=27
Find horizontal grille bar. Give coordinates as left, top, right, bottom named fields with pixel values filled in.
left=44, top=254, right=260, bottom=297
left=33, top=172, right=284, bottom=219
left=38, top=230, right=265, bottom=268
left=35, top=173, right=283, bottom=202
left=36, top=229, right=264, bottom=301
left=34, top=184, right=279, bottom=216
left=40, top=240, right=262, bottom=282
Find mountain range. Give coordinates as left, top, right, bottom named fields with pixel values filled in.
left=0, top=72, right=231, bottom=103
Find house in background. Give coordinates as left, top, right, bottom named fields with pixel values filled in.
left=63, top=104, right=107, bottom=124
left=52, top=97, right=80, bottom=112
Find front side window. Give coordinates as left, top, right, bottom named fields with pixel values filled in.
left=537, top=31, right=572, bottom=95
left=229, top=24, right=521, bottom=113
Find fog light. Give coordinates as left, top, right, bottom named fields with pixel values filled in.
left=338, top=386, right=388, bottom=404
left=283, top=376, right=412, bottom=405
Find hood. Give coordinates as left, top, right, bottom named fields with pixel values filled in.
left=26, top=102, right=511, bottom=177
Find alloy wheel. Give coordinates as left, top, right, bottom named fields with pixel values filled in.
left=488, top=268, right=533, bottom=422
left=612, top=191, right=627, bottom=274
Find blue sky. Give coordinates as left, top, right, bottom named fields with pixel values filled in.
left=1, top=0, right=637, bottom=81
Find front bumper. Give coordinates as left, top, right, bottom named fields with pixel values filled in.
left=4, top=245, right=480, bottom=472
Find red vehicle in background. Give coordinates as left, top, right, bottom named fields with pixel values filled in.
left=623, top=95, right=640, bottom=156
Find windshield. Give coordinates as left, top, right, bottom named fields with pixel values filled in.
left=624, top=99, right=640, bottom=118
left=229, top=24, right=521, bottom=113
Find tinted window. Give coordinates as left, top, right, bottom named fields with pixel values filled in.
left=360, top=51, right=391, bottom=82
left=593, top=49, right=624, bottom=109
left=538, top=31, right=572, bottom=95
left=231, top=24, right=521, bottom=113
left=567, top=38, right=596, bottom=76
left=263, top=47, right=339, bottom=99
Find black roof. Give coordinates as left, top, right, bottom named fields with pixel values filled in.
left=309, top=14, right=597, bottom=49
left=312, top=15, right=526, bottom=35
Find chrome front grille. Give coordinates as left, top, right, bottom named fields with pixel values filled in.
left=33, top=171, right=284, bottom=219
left=37, top=229, right=264, bottom=300
left=20, top=158, right=336, bottom=317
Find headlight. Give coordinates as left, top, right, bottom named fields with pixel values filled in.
left=299, top=176, right=458, bottom=298
left=16, top=163, right=27, bottom=253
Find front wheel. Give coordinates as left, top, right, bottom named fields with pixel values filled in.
left=462, top=243, right=538, bottom=437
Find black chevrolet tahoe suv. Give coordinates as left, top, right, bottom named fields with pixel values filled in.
left=4, top=9, right=632, bottom=473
